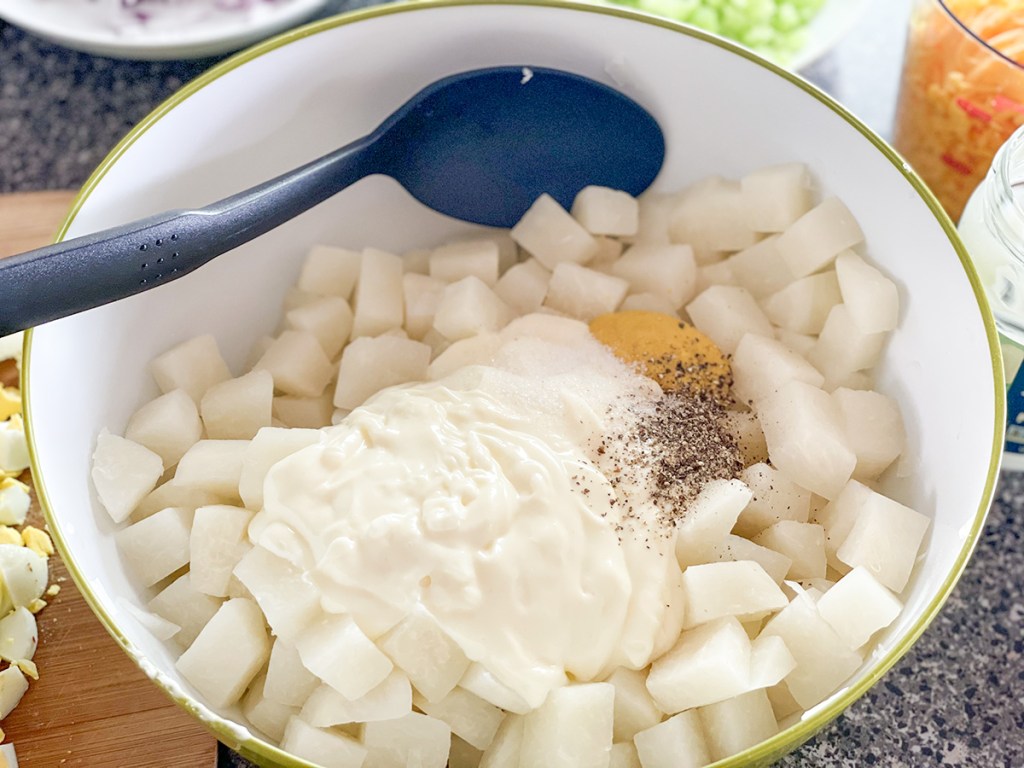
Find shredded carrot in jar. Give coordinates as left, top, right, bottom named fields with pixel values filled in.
left=894, top=0, right=1024, bottom=220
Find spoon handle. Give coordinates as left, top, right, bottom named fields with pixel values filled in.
left=0, top=134, right=381, bottom=336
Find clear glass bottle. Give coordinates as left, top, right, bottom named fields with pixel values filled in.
left=959, top=123, right=1024, bottom=468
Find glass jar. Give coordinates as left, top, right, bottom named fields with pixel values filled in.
left=894, top=0, right=1024, bottom=221
left=960, top=124, right=1024, bottom=467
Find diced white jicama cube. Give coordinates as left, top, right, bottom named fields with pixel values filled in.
left=775, top=332, right=815, bottom=360
left=734, top=462, right=811, bottom=538
left=757, top=380, right=855, bottom=499
left=189, top=504, right=253, bottom=597
left=115, top=506, right=191, bottom=587
left=233, top=546, right=319, bottom=643
left=775, top=197, right=864, bottom=278
left=731, top=334, right=824, bottom=409
left=402, top=248, right=431, bottom=275
left=510, top=194, right=598, bottom=269
left=646, top=617, right=752, bottom=713
left=283, top=288, right=319, bottom=312
left=334, top=335, right=431, bottom=410
left=199, top=370, right=273, bottom=440
left=281, top=716, right=368, bottom=768
left=414, top=687, right=504, bottom=751
left=544, top=263, right=629, bottom=320
left=489, top=231, right=519, bottom=274
left=606, top=667, right=663, bottom=742
left=721, top=411, right=769, bottom=466
left=150, top=334, right=231, bottom=403
left=0, top=666, right=28, bottom=719
left=686, top=286, right=773, bottom=354
left=608, top=742, right=641, bottom=768
left=611, top=244, right=698, bottom=309
left=741, top=163, right=813, bottom=233
left=619, top=293, right=679, bottom=315
left=766, top=681, right=801, bottom=722
left=242, top=672, right=295, bottom=742
left=816, top=567, right=902, bottom=650
left=520, top=683, right=614, bottom=768
left=632, top=192, right=678, bottom=245
left=832, top=388, right=906, bottom=480
left=0, top=607, right=36, bottom=662
left=403, top=273, right=446, bottom=340
left=725, top=236, right=793, bottom=298
left=378, top=608, right=469, bottom=703
left=758, top=595, right=862, bottom=708
left=706, top=534, right=793, bottom=584
left=587, top=236, right=625, bottom=270
left=748, top=634, right=797, bottom=690
left=363, top=712, right=451, bottom=768
left=238, top=427, right=319, bottom=511
left=352, top=248, right=404, bottom=338
left=633, top=710, right=710, bottom=768
left=697, top=259, right=737, bottom=292
left=296, top=614, right=392, bottom=700
left=681, top=561, right=788, bottom=628
left=148, top=573, right=222, bottom=648
left=433, top=277, right=513, bottom=341
left=494, top=259, right=550, bottom=315
left=272, top=393, right=332, bottom=429
left=428, top=334, right=502, bottom=380
left=298, top=245, right=361, bottom=299
left=459, top=663, right=531, bottom=715
left=174, top=439, right=247, bottom=499
left=91, top=432, right=163, bottom=524
left=264, top=639, right=319, bottom=707
left=572, top=186, right=639, bottom=236
left=809, top=304, right=887, bottom=387
left=753, top=521, right=827, bottom=581
left=255, top=330, right=333, bottom=397
left=814, top=479, right=873, bottom=572
left=675, top=478, right=752, bottom=568
left=836, top=494, right=930, bottom=592
left=176, top=597, right=270, bottom=708
left=286, top=296, right=354, bottom=359
left=479, top=714, right=523, bottom=768
left=669, top=177, right=758, bottom=253
left=835, top=250, right=899, bottom=333
left=698, top=689, right=779, bottom=761
left=430, top=240, right=500, bottom=286
left=763, top=271, right=841, bottom=335
left=125, top=389, right=203, bottom=468
left=449, top=736, right=483, bottom=768
left=302, top=670, right=412, bottom=726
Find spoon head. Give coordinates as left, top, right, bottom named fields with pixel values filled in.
left=376, top=66, right=665, bottom=228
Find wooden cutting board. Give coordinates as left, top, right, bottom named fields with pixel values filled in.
left=0, top=191, right=219, bottom=767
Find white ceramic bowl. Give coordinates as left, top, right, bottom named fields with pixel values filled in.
left=23, top=2, right=1003, bottom=766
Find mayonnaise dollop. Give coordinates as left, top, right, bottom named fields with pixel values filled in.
left=259, top=318, right=686, bottom=707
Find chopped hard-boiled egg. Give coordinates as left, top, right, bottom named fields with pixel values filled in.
left=0, top=333, right=55, bottom=752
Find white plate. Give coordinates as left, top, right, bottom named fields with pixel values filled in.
left=0, top=0, right=330, bottom=60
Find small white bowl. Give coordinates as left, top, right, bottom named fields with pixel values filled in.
left=23, top=2, right=1003, bottom=766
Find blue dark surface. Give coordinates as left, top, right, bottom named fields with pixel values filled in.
left=1, top=1, right=1022, bottom=766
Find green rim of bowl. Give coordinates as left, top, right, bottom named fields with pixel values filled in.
left=21, top=1, right=1006, bottom=766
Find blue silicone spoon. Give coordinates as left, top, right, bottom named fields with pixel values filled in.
left=0, top=66, right=664, bottom=334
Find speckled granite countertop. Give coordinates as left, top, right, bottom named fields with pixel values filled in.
left=1, top=0, right=1022, bottom=766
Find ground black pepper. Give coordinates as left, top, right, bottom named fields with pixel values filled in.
left=591, top=389, right=743, bottom=539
